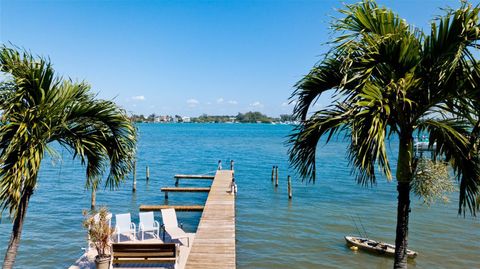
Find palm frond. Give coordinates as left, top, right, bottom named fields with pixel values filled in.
left=288, top=104, right=351, bottom=181
left=0, top=46, right=137, bottom=218
left=417, top=118, right=480, bottom=215
left=291, top=57, right=343, bottom=120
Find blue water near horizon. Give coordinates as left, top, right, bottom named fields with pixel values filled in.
left=0, top=123, right=479, bottom=268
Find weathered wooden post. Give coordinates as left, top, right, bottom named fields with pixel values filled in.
left=230, top=160, right=234, bottom=170
left=271, top=166, right=275, bottom=182
left=288, top=175, right=292, bottom=199
left=146, top=165, right=150, bottom=181
left=275, top=166, right=279, bottom=187
left=132, top=160, right=137, bottom=192
left=218, top=160, right=222, bottom=170
left=165, top=190, right=169, bottom=200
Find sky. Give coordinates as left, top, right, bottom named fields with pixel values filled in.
left=0, top=0, right=463, bottom=117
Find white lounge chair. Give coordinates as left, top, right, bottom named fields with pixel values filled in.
left=161, top=208, right=189, bottom=246
left=115, top=213, right=136, bottom=242
left=139, top=211, right=160, bottom=240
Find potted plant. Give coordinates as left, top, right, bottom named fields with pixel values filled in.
left=83, top=207, right=114, bottom=269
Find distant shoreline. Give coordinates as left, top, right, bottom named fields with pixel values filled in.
left=133, top=121, right=297, bottom=125
left=129, top=111, right=296, bottom=124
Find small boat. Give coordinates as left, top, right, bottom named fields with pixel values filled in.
left=414, top=141, right=437, bottom=151
left=345, top=236, right=418, bottom=259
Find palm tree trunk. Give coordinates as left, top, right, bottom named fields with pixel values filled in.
left=394, top=135, right=413, bottom=269
left=2, top=186, right=33, bottom=269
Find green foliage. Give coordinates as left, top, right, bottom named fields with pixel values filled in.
left=130, top=114, right=146, bottom=122
left=288, top=0, right=480, bottom=215
left=236, top=111, right=271, bottom=123
left=193, top=114, right=233, bottom=123
left=411, top=159, right=456, bottom=205
left=0, top=45, right=137, bottom=219
left=280, top=114, right=295, bottom=122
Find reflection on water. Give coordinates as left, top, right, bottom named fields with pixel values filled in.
left=0, top=123, right=478, bottom=268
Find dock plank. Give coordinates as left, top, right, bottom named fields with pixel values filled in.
left=139, top=205, right=204, bottom=212
left=161, top=187, right=211, bottom=192
left=174, top=175, right=215, bottom=179
left=185, top=170, right=235, bottom=269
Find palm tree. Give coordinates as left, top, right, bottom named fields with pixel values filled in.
left=288, top=1, right=480, bottom=268
left=0, top=46, right=137, bottom=269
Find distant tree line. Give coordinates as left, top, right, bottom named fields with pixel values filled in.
left=130, top=112, right=296, bottom=123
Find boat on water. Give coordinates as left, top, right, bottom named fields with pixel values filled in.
left=414, top=141, right=437, bottom=151
left=345, top=236, right=418, bottom=259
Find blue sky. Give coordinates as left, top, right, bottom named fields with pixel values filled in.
left=0, top=0, right=461, bottom=117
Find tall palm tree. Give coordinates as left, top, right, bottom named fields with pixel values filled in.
left=288, top=1, right=480, bottom=268
left=0, top=46, right=137, bottom=269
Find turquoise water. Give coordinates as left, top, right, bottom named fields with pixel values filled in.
left=0, top=123, right=479, bottom=268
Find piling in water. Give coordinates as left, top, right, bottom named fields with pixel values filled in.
left=288, top=175, right=292, bottom=199
left=230, top=160, right=234, bottom=170
left=275, top=166, right=279, bottom=187
left=132, top=160, right=137, bottom=192
left=146, top=165, right=150, bottom=181
left=271, top=166, right=275, bottom=182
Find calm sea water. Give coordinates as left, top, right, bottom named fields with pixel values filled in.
left=0, top=123, right=479, bottom=268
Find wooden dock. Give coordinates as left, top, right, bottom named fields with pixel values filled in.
left=185, top=170, right=236, bottom=269
left=174, top=174, right=215, bottom=179
left=162, top=187, right=211, bottom=199
left=139, top=205, right=205, bottom=212
left=174, top=174, right=215, bottom=186
left=161, top=187, right=211, bottom=192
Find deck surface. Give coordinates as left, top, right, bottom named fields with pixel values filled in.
left=174, top=175, right=214, bottom=179
left=161, top=187, right=211, bottom=192
left=69, top=234, right=195, bottom=269
left=139, top=205, right=204, bottom=212
left=185, top=170, right=235, bottom=269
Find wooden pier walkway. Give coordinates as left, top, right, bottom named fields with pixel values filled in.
left=185, top=170, right=236, bottom=269
left=174, top=174, right=215, bottom=179
left=139, top=205, right=205, bottom=212
left=161, top=187, right=211, bottom=192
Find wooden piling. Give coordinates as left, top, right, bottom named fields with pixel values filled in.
left=275, top=166, right=279, bottom=187
left=288, top=175, right=292, bottom=199
left=146, top=165, right=150, bottom=181
left=132, top=160, right=137, bottom=192
left=271, top=166, right=275, bottom=182
left=230, top=160, right=234, bottom=170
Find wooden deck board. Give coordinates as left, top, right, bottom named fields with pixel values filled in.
left=185, top=170, right=235, bottom=269
left=139, top=205, right=204, bottom=212
left=174, top=175, right=215, bottom=179
left=161, top=187, right=211, bottom=192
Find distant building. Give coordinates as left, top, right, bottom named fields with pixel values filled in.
left=182, top=116, right=191, bottom=123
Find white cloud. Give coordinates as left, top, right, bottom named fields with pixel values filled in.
left=131, top=95, right=145, bottom=101
left=216, top=97, right=224, bottom=104
left=187, top=98, right=199, bottom=107
left=228, top=100, right=238, bottom=105
left=281, top=102, right=289, bottom=107
left=250, top=101, right=264, bottom=108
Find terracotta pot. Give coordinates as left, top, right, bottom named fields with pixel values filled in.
left=95, top=255, right=111, bottom=269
